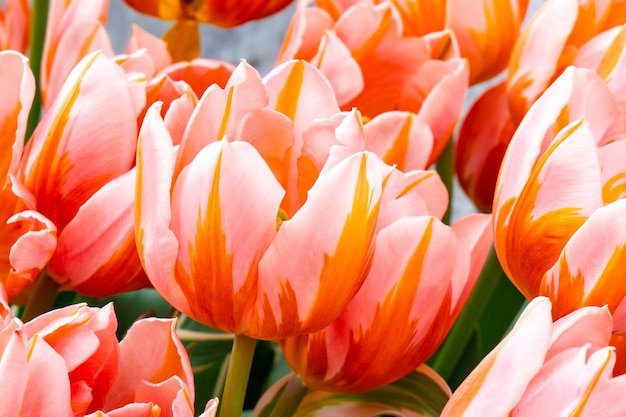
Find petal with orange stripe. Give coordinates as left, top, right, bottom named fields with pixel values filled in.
left=254, top=152, right=391, bottom=339
left=541, top=199, right=626, bottom=327
left=171, top=139, right=284, bottom=335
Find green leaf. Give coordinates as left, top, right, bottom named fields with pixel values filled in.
left=254, top=365, right=450, bottom=417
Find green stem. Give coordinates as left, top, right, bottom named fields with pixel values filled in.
left=219, top=334, right=257, bottom=417
left=21, top=270, right=60, bottom=322
left=436, top=139, right=455, bottom=225
left=26, top=0, right=50, bottom=141
left=269, top=373, right=309, bottom=417
left=430, top=248, right=504, bottom=380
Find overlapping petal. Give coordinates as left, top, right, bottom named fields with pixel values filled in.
left=441, top=297, right=626, bottom=416
left=278, top=193, right=492, bottom=392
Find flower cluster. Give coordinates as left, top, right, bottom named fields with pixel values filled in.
left=1, top=0, right=626, bottom=416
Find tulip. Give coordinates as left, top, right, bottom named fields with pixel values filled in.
left=279, top=208, right=492, bottom=393
left=0, top=283, right=209, bottom=417
left=278, top=0, right=469, bottom=164
left=455, top=0, right=626, bottom=213
left=493, top=66, right=626, bottom=329
left=136, top=59, right=421, bottom=340
left=507, top=0, right=625, bottom=124
left=311, top=0, right=528, bottom=84
left=441, top=297, right=626, bottom=416
left=0, top=0, right=30, bottom=53
left=0, top=51, right=57, bottom=301
left=22, top=302, right=120, bottom=415
left=17, top=51, right=150, bottom=298
left=121, top=0, right=295, bottom=28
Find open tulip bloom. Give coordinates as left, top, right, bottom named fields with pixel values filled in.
left=5, top=0, right=626, bottom=416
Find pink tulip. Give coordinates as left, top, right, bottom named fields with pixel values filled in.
left=17, top=52, right=150, bottom=298
left=493, top=66, right=626, bottom=329
left=441, top=297, right=626, bottom=416
left=136, top=59, right=433, bottom=340
left=0, top=0, right=30, bottom=53
left=0, top=51, right=57, bottom=301
left=280, top=205, right=492, bottom=393
left=0, top=283, right=207, bottom=417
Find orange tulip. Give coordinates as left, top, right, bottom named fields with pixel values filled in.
left=278, top=0, right=468, bottom=164
left=121, top=0, right=295, bottom=28
left=312, top=0, right=528, bottom=84
left=0, top=51, right=57, bottom=301
left=493, top=66, right=626, bottom=329
left=280, top=211, right=492, bottom=393
left=442, top=297, right=626, bottom=416
left=17, top=52, right=151, bottom=298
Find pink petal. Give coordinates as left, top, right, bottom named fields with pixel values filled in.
left=506, top=0, right=579, bottom=121
left=136, top=103, right=186, bottom=313
left=125, top=24, right=172, bottom=73
left=310, top=30, right=364, bottom=104
left=20, top=335, right=74, bottom=416
left=47, top=168, right=149, bottom=297
left=364, top=111, right=433, bottom=172
left=255, top=152, right=392, bottom=338
left=41, top=0, right=114, bottom=107
left=441, top=297, right=553, bottom=416
left=175, top=60, right=267, bottom=176
left=6, top=210, right=57, bottom=298
left=104, top=318, right=193, bottom=411
left=409, top=58, right=469, bottom=164
left=541, top=199, right=626, bottom=328
left=170, top=140, right=284, bottom=333
left=21, top=52, right=139, bottom=230
left=265, top=59, right=340, bottom=136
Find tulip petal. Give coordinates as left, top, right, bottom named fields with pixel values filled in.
left=104, top=318, right=193, bottom=411
left=446, top=0, right=528, bottom=83
left=364, top=111, right=433, bottom=172
left=48, top=168, right=149, bottom=296
left=20, top=335, right=74, bottom=416
left=495, top=117, right=604, bottom=298
left=441, top=297, right=553, bottom=416
left=136, top=103, right=185, bottom=312
left=175, top=60, right=267, bottom=176
left=41, top=0, right=114, bottom=107
left=22, top=52, right=139, bottom=229
left=0, top=50, right=33, bottom=182
left=256, top=152, right=391, bottom=338
left=5, top=209, right=57, bottom=298
left=171, top=140, right=284, bottom=334
left=542, top=199, right=626, bottom=327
